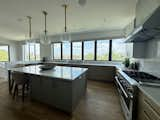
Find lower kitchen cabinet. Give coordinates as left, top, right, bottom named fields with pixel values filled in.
left=137, top=90, right=160, bottom=120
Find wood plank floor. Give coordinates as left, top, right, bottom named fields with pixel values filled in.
left=0, top=80, right=124, bottom=120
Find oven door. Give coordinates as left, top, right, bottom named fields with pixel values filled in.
left=115, top=76, right=134, bottom=120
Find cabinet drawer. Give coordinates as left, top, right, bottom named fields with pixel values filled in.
left=143, top=99, right=160, bottom=120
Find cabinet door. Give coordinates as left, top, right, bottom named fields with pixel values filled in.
left=30, top=75, right=42, bottom=100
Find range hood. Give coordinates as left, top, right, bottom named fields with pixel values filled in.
left=126, top=6, right=160, bottom=42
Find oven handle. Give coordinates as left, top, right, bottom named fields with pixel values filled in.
left=115, top=76, right=129, bottom=99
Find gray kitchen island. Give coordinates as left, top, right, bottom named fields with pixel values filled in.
left=9, top=65, right=88, bottom=113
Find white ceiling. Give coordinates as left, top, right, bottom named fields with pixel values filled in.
left=0, top=0, right=137, bottom=41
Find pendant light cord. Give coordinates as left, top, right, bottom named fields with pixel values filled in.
left=65, top=5, right=67, bottom=32
left=42, top=11, right=48, bottom=35
left=62, top=4, right=68, bottom=32
left=27, top=16, right=32, bottom=39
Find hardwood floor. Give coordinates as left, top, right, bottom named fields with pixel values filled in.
left=0, top=80, right=124, bottom=120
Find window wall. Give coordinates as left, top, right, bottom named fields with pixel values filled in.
left=72, top=42, right=82, bottom=60
left=62, top=42, right=71, bottom=59
left=0, top=45, right=9, bottom=62
left=96, top=40, right=109, bottom=60
left=52, top=39, right=131, bottom=61
left=22, top=43, right=40, bottom=61
left=53, top=43, right=61, bottom=59
left=84, top=41, right=95, bottom=60
left=112, top=39, right=126, bottom=61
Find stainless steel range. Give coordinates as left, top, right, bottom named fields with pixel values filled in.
left=115, top=70, right=138, bottom=120
left=115, top=69, right=160, bottom=120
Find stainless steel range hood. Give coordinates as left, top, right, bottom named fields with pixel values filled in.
left=126, top=6, right=160, bottom=42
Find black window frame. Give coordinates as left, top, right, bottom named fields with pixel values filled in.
left=52, top=38, right=128, bottom=62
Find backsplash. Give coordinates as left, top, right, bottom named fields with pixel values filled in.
left=137, top=59, right=160, bottom=78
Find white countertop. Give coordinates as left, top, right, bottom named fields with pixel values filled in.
left=10, top=65, right=88, bottom=81
left=139, top=85, right=160, bottom=107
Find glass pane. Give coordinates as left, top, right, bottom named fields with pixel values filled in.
left=35, top=43, right=40, bottom=60
left=97, top=40, right=109, bottom=60
left=29, top=44, right=35, bottom=61
left=84, top=41, right=95, bottom=60
left=0, top=46, right=9, bottom=61
left=53, top=43, right=61, bottom=59
left=24, top=44, right=29, bottom=61
left=72, top=42, right=82, bottom=60
left=62, top=42, right=71, bottom=59
left=112, top=39, right=132, bottom=61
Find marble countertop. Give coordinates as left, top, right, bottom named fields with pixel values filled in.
left=10, top=65, right=88, bottom=81
left=139, top=85, right=160, bottom=107
left=44, top=61, right=123, bottom=68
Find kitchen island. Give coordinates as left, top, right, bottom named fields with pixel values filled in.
left=9, top=65, right=88, bottom=113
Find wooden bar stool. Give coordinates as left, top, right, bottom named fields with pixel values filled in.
left=12, top=72, right=29, bottom=102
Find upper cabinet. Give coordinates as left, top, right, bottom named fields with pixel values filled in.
left=124, top=0, right=160, bottom=43
left=136, top=0, right=160, bottom=28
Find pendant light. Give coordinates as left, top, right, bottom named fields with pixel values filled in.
left=61, top=3, right=71, bottom=42
left=40, top=11, right=51, bottom=45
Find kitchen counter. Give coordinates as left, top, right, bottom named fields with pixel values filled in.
left=139, top=85, right=160, bottom=108
left=10, top=65, right=88, bottom=81
left=9, top=65, right=88, bottom=113
left=44, top=61, right=123, bottom=68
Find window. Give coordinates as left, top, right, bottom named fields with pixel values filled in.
left=22, top=43, right=40, bottom=61
left=84, top=41, right=95, bottom=60
left=112, top=39, right=129, bottom=61
left=72, top=42, right=82, bottom=60
left=0, top=45, right=9, bottom=62
left=29, top=44, right=35, bottom=61
left=35, top=44, right=40, bottom=60
left=62, top=42, right=71, bottom=59
left=53, top=43, right=61, bottom=59
left=96, top=40, right=109, bottom=60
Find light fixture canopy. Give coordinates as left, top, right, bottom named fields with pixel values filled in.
left=40, top=10, right=51, bottom=45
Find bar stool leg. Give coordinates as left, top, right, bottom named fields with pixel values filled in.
left=22, top=84, right=25, bottom=102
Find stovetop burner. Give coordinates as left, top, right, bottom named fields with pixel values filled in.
left=123, top=70, right=160, bottom=83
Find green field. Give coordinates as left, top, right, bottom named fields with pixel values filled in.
left=0, top=50, right=9, bottom=61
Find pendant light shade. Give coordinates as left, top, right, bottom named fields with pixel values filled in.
left=61, top=32, right=71, bottom=42
left=77, top=0, right=86, bottom=6
left=40, top=32, right=51, bottom=45
left=61, top=4, right=71, bottom=42
left=40, top=11, right=51, bottom=45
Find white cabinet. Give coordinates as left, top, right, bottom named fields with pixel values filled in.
left=137, top=90, right=160, bottom=120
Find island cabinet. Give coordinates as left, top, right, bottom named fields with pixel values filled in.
left=9, top=65, right=88, bottom=113
left=30, top=73, right=87, bottom=113
left=137, top=90, right=160, bottom=120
